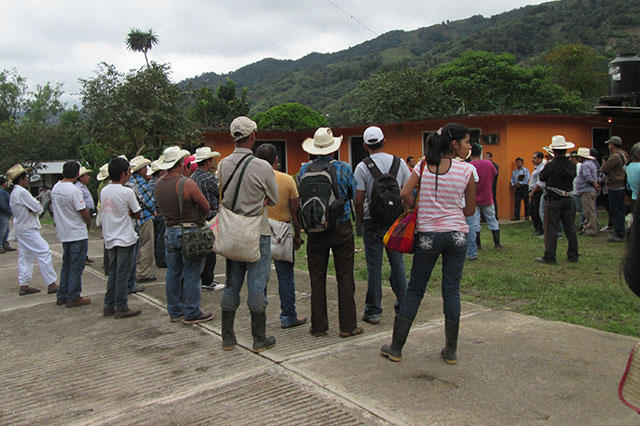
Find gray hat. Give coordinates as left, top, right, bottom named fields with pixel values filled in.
left=605, top=136, right=623, bottom=146
left=230, top=116, right=257, bottom=141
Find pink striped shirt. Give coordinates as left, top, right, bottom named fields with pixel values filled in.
left=414, top=159, right=474, bottom=233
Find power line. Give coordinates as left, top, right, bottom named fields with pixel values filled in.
left=325, top=0, right=379, bottom=37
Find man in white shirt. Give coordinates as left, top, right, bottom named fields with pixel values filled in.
left=100, top=157, right=142, bottom=319
left=52, top=161, right=92, bottom=307
left=75, top=166, right=96, bottom=264
left=7, top=164, right=58, bottom=296
left=354, top=126, right=411, bottom=324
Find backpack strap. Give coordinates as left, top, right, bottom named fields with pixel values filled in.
left=230, top=156, right=254, bottom=211
left=363, top=156, right=383, bottom=180
left=328, top=160, right=345, bottom=200
left=389, top=156, right=401, bottom=178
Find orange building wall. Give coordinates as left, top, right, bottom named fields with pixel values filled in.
left=203, top=114, right=613, bottom=219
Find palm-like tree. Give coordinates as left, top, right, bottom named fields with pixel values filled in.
left=126, top=28, right=159, bottom=67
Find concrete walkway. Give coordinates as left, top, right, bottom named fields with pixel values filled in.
left=0, top=225, right=637, bottom=425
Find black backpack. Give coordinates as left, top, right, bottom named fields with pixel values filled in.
left=363, top=156, right=403, bottom=227
left=297, top=159, right=346, bottom=233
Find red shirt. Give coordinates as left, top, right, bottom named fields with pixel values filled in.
left=470, top=159, right=497, bottom=206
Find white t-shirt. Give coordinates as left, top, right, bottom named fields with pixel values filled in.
left=354, top=152, right=412, bottom=220
left=9, top=184, right=42, bottom=234
left=100, top=183, right=140, bottom=249
left=51, top=181, right=88, bottom=242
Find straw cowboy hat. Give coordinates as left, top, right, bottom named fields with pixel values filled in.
left=576, top=147, right=595, bottom=160
left=6, top=164, right=31, bottom=183
left=148, top=155, right=164, bottom=175
left=96, top=163, right=110, bottom=181
left=78, top=166, right=92, bottom=177
left=194, top=147, right=221, bottom=163
left=130, top=155, right=151, bottom=173
left=302, top=127, right=343, bottom=156
left=158, top=146, right=191, bottom=170
left=544, top=135, right=575, bottom=151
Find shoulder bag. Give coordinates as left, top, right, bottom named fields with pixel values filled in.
left=210, top=154, right=262, bottom=263
left=178, top=177, right=215, bottom=259
left=269, top=218, right=293, bottom=263
left=383, top=160, right=426, bottom=253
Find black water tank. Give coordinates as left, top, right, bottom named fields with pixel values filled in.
left=609, top=53, right=640, bottom=95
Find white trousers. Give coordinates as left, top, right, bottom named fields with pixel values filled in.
left=16, top=229, right=57, bottom=286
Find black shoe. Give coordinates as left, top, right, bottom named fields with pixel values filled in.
left=104, top=307, right=115, bottom=317
left=535, top=257, right=556, bottom=265
left=114, top=309, right=141, bottom=319
left=3, top=245, right=16, bottom=252
left=362, top=314, right=380, bottom=324
left=135, top=275, right=156, bottom=283
left=184, top=312, right=213, bottom=324
left=128, top=285, right=145, bottom=294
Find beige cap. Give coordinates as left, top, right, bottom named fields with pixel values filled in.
left=230, top=116, right=257, bottom=141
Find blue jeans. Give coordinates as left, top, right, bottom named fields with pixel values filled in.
left=127, top=227, right=140, bottom=292
left=274, top=259, right=298, bottom=326
left=105, top=244, right=136, bottom=311
left=58, top=239, right=88, bottom=303
left=398, top=231, right=467, bottom=322
left=609, top=188, right=626, bottom=238
left=465, top=214, right=480, bottom=259
left=573, top=195, right=585, bottom=227
left=0, top=214, right=9, bottom=247
left=362, top=221, right=407, bottom=318
left=165, top=227, right=206, bottom=320
left=221, top=236, right=271, bottom=313
left=474, top=204, right=499, bottom=231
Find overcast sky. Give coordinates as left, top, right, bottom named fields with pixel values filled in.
left=0, top=0, right=549, bottom=105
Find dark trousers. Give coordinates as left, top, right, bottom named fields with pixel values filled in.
left=609, top=188, right=626, bottom=239
left=514, top=186, right=529, bottom=219
left=153, top=216, right=167, bottom=268
left=530, top=191, right=543, bottom=234
left=543, top=195, right=579, bottom=262
left=306, top=220, right=357, bottom=334
left=201, top=251, right=217, bottom=286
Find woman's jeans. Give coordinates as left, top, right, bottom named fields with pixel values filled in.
left=398, top=231, right=467, bottom=322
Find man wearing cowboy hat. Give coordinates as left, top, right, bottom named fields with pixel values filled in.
left=298, top=127, right=362, bottom=338
left=147, top=157, right=168, bottom=268
left=217, top=117, right=278, bottom=352
left=51, top=161, right=92, bottom=307
left=75, top=166, right=96, bottom=264
left=191, top=146, right=224, bottom=291
left=154, top=146, right=213, bottom=325
left=0, top=175, right=15, bottom=254
left=535, top=135, right=579, bottom=264
left=7, top=164, right=58, bottom=296
left=128, top=155, right=156, bottom=284
left=601, top=136, right=629, bottom=242
left=575, top=148, right=600, bottom=236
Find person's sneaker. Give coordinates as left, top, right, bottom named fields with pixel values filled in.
left=103, top=307, right=115, bottom=317
left=535, top=257, right=557, bottom=265
left=212, top=281, right=225, bottom=291
left=47, top=283, right=59, bottom=294
left=56, top=298, right=67, bottom=306
left=128, top=285, right=145, bottom=294
left=362, top=314, right=381, bottom=325
left=282, top=317, right=307, bottom=329
left=170, top=315, right=184, bottom=323
left=202, top=281, right=225, bottom=291
left=607, top=235, right=624, bottom=242
left=135, top=275, right=156, bottom=283
left=114, top=309, right=141, bottom=319
left=184, top=312, right=213, bottom=324
left=3, top=245, right=16, bottom=252
left=66, top=297, right=91, bottom=308
left=85, top=257, right=95, bottom=264
left=601, top=225, right=611, bottom=232
left=19, top=285, right=41, bottom=296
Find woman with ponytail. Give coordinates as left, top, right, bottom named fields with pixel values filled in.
left=381, top=122, right=476, bottom=364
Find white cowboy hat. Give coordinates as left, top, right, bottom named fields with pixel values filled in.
left=302, top=127, right=343, bottom=156
left=96, top=163, right=110, bottom=181
left=158, top=146, right=191, bottom=170
left=544, top=135, right=575, bottom=151
left=148, top=155, right=164, bottom=175
left=6, top=164, right=31, bottom=183
left=78, top=166, right=92, bottom=177
left=130, top=155, right=151, bottom=173
left=194, top=146, right=221, bottom=163
left=576, top=147, right=595, bottom=160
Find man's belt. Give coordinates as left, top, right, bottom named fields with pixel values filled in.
left=547, top=187, right=573, bottom=198
left=168, top=222, right=201, bottom=228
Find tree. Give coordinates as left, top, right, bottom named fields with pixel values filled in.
left=253, top=103, right=328, bottom=130
left=545, top=43, right=608, bottom=100
left=0, top=69, right=27, bottom=122
left=79, top=62, right=199, bottom=158
left=189, top=78, right=250, bottom=130
left=126, top=28, right=159, bottom=67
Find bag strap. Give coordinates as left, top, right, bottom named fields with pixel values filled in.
left=363, top=156, right=382, bottom=180
left=389, top=155, right=401, bottom=178
left=220, top=153, right=253, bottom=198
left=414, top=160, right=426, bottom=208
left=231, top=156, right=255, bottom=211
left=178, top=177, right=186, bottom=223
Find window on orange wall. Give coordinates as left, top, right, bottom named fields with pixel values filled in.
left=349, top=136, right=367, bottom=172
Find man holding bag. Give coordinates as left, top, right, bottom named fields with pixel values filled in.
left=255, top=143, right=306, bottom=329
left=217, top=117, right=279, bottom=353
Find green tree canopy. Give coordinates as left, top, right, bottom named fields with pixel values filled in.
left=189, top=78, right=250, bottom=131
left=253, top=102, right=328, bottom=130
left=545, top=43, right=608, bottom=100
left=126, top=28, right=159, bottom=67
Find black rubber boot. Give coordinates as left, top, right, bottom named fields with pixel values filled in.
left=221, top=310, right=237, bottom=351
left=380, top=315, right=413, bottom=362
left=476, top=231, right=481, bottom=250
left=492, top=229, right=503, bottom=248
left=440, top=319, right=459, bottom=365
left=251, top=311, right=276, bottom=353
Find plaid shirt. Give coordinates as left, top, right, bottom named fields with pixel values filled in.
left=191, top=168, right=219, bottom=220
left=298, top=156, right=356, bottom=223
left=147, top=176, right=161, bottom=216
left=130, top=173, right=155, bottom=225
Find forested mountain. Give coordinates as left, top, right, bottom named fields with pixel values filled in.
left=179, top=0, right=640, bottom=124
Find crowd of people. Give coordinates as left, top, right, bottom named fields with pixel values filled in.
left=2, top=116, right=638, bottom=363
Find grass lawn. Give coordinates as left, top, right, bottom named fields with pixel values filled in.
left=294, top=212, right=639, bottom=337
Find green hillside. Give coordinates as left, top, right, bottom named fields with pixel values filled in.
left=179, top=0, right=640, bottom=124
